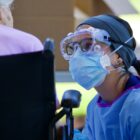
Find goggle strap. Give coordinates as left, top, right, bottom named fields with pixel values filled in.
left=108, top=37, right=133, bottom=48
left=109, top=36, right=133, bottom=57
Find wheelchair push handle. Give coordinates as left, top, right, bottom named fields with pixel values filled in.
left=61, top=90, right=81, bottom=108
left=49, top=90, right=81, bottom=140
left=44, top=38, right=55, bottom=53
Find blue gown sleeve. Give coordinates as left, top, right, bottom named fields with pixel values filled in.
left=82, top=114, right=93, bottom=139
left=73, top=95, right=98, bottom=140
left=73, top=108, right=91, bottom=140
left=81, top=96, right=97, bottom=140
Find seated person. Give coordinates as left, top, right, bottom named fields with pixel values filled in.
left=0, top=0, right=59, bottom=108
left=0, top=0, right=43, bottom=55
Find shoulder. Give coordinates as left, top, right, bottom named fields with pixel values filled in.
left=13, top=28, right=44, bottom=52
left=120, top=88, right=140, bottom=137
left=14, top=27, right=43, bottom=45
left=120, top=87, right=140, bottom=118
left=125, top=88, right=140, bottom=108
left=1, top=25, right=43, bottom=51
left=1, top=25, right=37, bottom=40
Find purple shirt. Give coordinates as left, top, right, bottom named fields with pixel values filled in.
left=0, top=24, right=43, bottom=56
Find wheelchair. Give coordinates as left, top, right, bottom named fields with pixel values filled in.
left=0, top=38, right=81, bottom=140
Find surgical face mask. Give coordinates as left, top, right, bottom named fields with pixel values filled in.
left=69, top=36, right=133, bottom=90
left=69, top=49, right=110, bottom=90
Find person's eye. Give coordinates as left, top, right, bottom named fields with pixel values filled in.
left=80, top=40, right=92, bottom=52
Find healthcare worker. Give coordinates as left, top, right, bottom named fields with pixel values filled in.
left=60, top=14, right=140, bottom=140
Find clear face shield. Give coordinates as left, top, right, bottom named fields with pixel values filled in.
left=60, top=27, right=111, bottom=60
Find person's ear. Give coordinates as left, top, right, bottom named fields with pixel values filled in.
left=111, top=53, right=124, bottom=68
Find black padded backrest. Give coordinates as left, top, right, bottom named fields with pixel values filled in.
left=0, top=50, right=56, bottom=140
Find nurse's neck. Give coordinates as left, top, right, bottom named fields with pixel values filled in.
left=95, top=70, right=130, bottom=103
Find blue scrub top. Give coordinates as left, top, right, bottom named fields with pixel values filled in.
left=74, top=75, right=140, bottom=140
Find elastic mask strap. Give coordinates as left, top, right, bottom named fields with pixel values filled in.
left=109, top=36, right=133, bottom=57
left=109, top=66, right=126, bottom=74
left=107, top=37, right=134, bottom=73
left=101, top=36, right=133, bottom=73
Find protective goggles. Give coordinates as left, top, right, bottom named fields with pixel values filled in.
left=60, top=27, right=111, bottom=60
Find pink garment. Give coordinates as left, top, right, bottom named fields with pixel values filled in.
left=0, top=24, right=60, bottom=108
left=0, top=24, right=43, bottom=55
